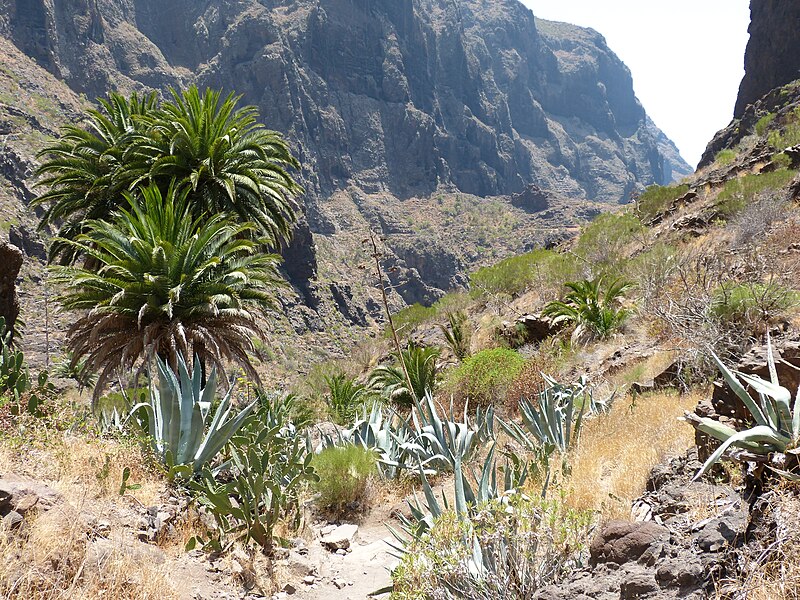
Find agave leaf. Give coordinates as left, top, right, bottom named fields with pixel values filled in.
left=695, top=425, right=791, bottom=480
left=738, top=372, right=792, bottom=429
left=710, top=351, right=768, bottom=427
left=793, top=385, right=800, bottom=442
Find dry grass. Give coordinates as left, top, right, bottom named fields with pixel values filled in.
left=0, top=433, right=164, bottom=508
left=0, top=510, right=178, bottom=599
left=564, top=389, right=701, bottom=519
left=716, top=485, right=800, bottom=600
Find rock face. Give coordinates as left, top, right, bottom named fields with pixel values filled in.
left=734, top=0, right=800, bottom=117
left=0, top=0, right=689, bottom=301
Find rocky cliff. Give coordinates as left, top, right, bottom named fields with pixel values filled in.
left=0, top=0, right=689, bottom=315
left=734, top=0, right=800, bottom=118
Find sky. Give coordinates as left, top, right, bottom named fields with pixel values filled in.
left=520, top=1, right=751, bottom=168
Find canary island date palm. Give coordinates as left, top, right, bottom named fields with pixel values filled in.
left=34, top=86, right=302, bottom=262
left=145, top=86, right=302, bottom=245
left=34, top=91, right=158, bottom=263
left=50, top=184, right=283, bottom=401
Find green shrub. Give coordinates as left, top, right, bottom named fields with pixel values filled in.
left=755, top=112, right=776, bottom=136
left=768, top=107, right=800, bottom=149
left=636, top=183, right=690, bottom=222
left=714, top=149, right=737, bottom=166
left=469, top=249, right=579, bottom=298
left=391, top=303, right=438, bottom=338
left=710, top=282, right=799, bottom=330
left=715, top=169, right=797, bottom=216
left=448, top=348, right=525, bottom=408
left=313, top=445, right=375, bottom=513
left=573, top=213, right=643, bottom=278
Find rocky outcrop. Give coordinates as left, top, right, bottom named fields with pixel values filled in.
left=535, top=449, right=749, bottom=600
left=734, top=0, right=800, bottom=118
left=0, top=242, right=23, bottom=338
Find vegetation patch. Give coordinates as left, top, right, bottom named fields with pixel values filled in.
left=312, top=445, right=376, bottom=514
left=469, top=248, right=579, bottom=298
left=636, top=183, right=690, bottom=222
left=715, top=169, right=797, bottom=217
left=446, top=348, right=525, bottom=408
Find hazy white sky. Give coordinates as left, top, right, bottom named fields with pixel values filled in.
left=520, top=1, right=751, bottom=168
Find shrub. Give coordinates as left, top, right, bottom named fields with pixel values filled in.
left=768, top=107, right=800, bottom=149
left=391, top=492, right=593, bottom=599
left=755, top=112, right=776, bottom=136
left=448, top=348, right=525, bottom=408
left=391, top=303, right=438, bottom=339
left=469, top=249, right=579, bottom=298
left=312, top=445, right=375, bottom=513
left=730, top=192, right=790, bottom=248
left=710, top=282, right=799, bottom=332
left=714, top=148, right=737, bottom=166
left=715, top=169, right=798, bottom=217
left=573, top=213, right=644, bottom=277
left=636, top=183, right=690, bottom=222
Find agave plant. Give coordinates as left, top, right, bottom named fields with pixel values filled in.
left=399, top=393, right=492, bottom=474
left=685, top=337, right=800, bottom=480
left=500, top=375, right=590, bottom=455
left=388, top=445, right=528, bottom=554
left=542, top=277, right=634, bottom=342
left=132, top=353, right=256, bottom=479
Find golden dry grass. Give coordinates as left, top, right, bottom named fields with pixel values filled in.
left=564, top=389, right=701, bottom=520
left=0, top=509, right=178, bottom=599
left=0, top=433, right=164, bottom=508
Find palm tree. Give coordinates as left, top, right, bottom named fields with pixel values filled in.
left=370, top=343, right=440, bottom=407
left=542, top=277, right=634, bottom=342
left=438, top=310, right=471, bottom=360
left=34, top=92, right=158, bottom=263
left=34, top=86, right=302, bottom=262
left=146, top=87, right=303, bottom=245
left=50, top=184, right=283, bottom=400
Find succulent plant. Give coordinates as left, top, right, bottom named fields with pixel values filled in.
left=500, top=375, right=589, bottom=454
left=132, top=353, right=256, bottom=478
left=685, top=336, right=800, bottom=480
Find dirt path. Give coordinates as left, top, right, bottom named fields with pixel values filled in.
left=295, top=520, right=395, bottom=599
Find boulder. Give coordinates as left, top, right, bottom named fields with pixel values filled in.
left=0, top=475, right=62, bottom=516
left=590, top=520, right=670, bottom=566
left=320, top=524, right=358, bottom=551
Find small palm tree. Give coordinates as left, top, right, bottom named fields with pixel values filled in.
left=146, top=87, right=303, bottom=245
left=439, top=311, right=471, bottom=360
left=370, top=343, right=440, bottom=407
left=50, top=184, right=283, bottom=400
left=542, top=277, right=634, bottom=342
left=324, top=373, right=374, bottom=425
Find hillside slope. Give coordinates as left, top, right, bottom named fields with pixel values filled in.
left=0, top=0, right=688, bottom=303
